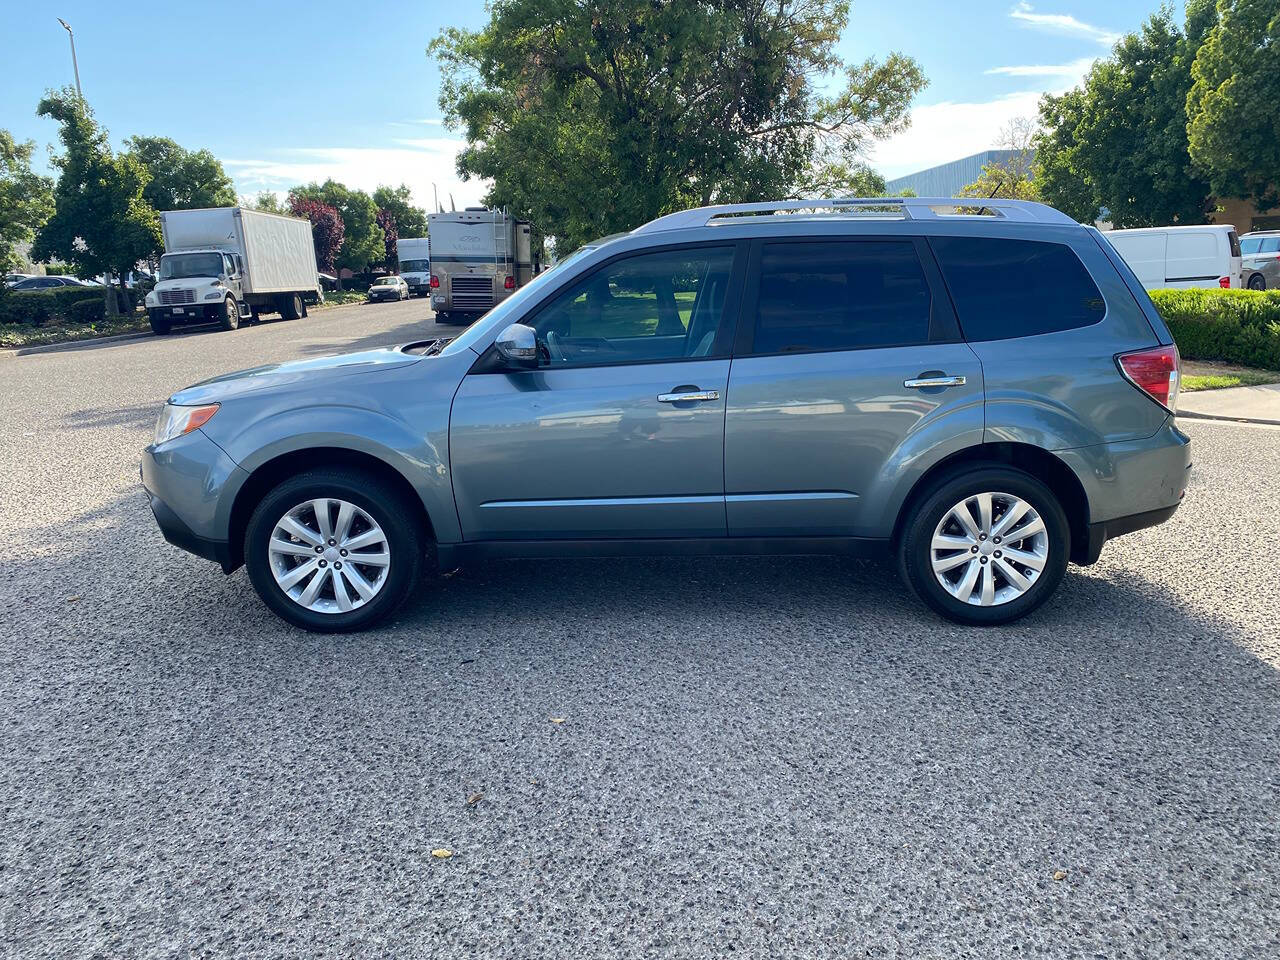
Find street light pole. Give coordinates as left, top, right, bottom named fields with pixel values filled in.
left=56, top=18, right=82, bottom=100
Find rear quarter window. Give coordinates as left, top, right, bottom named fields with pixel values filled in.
left=930, top=236, right=1106, bottom=342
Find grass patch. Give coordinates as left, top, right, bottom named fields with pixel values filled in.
left=0, top=313, right=149, bottom=350
left=1183, top=371, right=1280, bottom=391
left=314, top=290, right=367, bottom=308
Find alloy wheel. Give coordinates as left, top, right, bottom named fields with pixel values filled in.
left=267, top=498, right=391, bottom=614
left=929, top=492, right=1049, bottom=606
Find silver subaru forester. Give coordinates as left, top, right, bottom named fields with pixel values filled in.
left=142, top=198, right=1191, bottom=632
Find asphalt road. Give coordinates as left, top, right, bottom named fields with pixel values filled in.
left=2, top=299, right=1278, bottom=959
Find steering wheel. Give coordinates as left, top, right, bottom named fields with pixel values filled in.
left=545, top=330, right=567, bottom=363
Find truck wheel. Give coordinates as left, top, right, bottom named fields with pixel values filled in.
left=219, top=297, right=241, bottom=331
left=149, top=310, right=171, bottom=336
left=279, top=294, right=302, bottom=321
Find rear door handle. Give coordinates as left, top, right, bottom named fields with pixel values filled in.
left=657, top=390, right=720, bottom=403
left=904, top=375, right=966, bottom=389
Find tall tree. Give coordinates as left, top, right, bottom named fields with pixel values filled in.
left=432, top=0, right=925, bottom=251
left=31, top=89, right=161, bottom=317
left=372, top=184, right=428, bottom=238
left=289, top=180, right=383, bottom=285
left=288, top=196, right=344, bottom=277
left=126, top=136, right=236, bottom=212
left=960, top=117, right=1042, bottom=201
left=1035, top=2, right=1216, bottom=227
left=247, top=191, right=286, bottom=214
left=1187, top=0, right=1280, bottom=210
left=0, top=129, right=55, bottom=275
left=376, top=207, right=398, bottom=271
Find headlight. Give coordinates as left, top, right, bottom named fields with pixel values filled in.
left=154, top=403, right=220, bottom=445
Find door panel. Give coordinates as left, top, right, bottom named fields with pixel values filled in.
left=450, top=360, right=730, bottom=540
left=725, top=344, right=984, bottom=538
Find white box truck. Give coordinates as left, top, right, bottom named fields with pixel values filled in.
left=145, top=207, right=321, bottom=335
left=397, top=236, right=430, bottom=297
left=427, top=208, right=533, bottom=324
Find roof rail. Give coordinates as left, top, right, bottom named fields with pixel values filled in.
left=633, top=197, right=1078, bottom=234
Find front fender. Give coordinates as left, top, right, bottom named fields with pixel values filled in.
left=210, top=403, right=460, bottom=545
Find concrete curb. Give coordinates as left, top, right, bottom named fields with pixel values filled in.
left=1178, top=410, right=1280, bottom=427
left=0, top=329, right=153, bottom=359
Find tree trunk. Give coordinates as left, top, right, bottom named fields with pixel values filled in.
left=117, top=274, right=132, bottom=314
left=103, top=272, right=120, bottom=318
left=335, top=268, right=344, bottom=292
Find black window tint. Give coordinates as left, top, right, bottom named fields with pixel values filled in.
left=752, top=241, right=932, bottom=354
left=931, top=237, right=1105, bottom=342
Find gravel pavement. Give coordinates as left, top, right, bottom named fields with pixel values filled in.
left=2, top=300, right=1278, bottom=959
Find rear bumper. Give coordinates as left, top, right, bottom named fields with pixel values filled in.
left=1061, top=418, right=1192, bottom=564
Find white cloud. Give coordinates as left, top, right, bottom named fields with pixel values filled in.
left=1009, top=2, right=1119, bottom=46
left=223, top=138, right=487, bottom=212
left=985, top=56, right=1098, bottom=79
left=870, top=91, right=1048, bottom=180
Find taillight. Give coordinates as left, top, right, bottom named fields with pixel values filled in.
left=1117, top=344, right=1180, bottom=413
left=504, top=275, right=515, bottom=290
left=1219, top=276, right=1231, bottom=288
left=429, top=275, right=439, bottom=288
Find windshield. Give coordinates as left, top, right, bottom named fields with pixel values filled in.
left=375, top=277, right=398, bottom=285
left=161, top=252, right=223, bottom=280
left=440, top=243, right=605, bottom=357
left=400, top=259, right=430, bottom=272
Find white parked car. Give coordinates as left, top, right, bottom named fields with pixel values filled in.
left=367, top=275, right=409, bottom=302
left=1102, top=224, right=1242, bottom=290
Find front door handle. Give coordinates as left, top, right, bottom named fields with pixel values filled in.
left=904, top=375, right=966, bottom=389
left=657, top=390, right=720, bottom=403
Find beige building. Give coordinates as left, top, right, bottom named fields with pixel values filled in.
left=1210, top=198, right=1280, bottom=233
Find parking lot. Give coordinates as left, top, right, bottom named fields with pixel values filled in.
left=2, top=299, right=1278, bottom=958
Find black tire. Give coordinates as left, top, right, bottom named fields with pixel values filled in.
left=278, top=294, right=302, bottom=321
left=244, top=468, right=425, bottom=633
left=219, top=296, right=240, bottom=331
left=897, top=466, right=1070, bottom=626
left=148, top=310, right=171, bottom=335
left=1248, top=274, right=1266, bottom=291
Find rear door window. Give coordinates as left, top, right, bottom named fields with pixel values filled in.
left=930, top=236, right=1105, bottom=341
left=750, top=240, right=933, bottom=354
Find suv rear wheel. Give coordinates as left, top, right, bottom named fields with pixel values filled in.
left=898, top=466, right=1069, bottom=625
left=244, top=468, right=424, bottom=632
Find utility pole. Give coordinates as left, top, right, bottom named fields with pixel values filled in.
left=56, top=19, right=83, bottom=100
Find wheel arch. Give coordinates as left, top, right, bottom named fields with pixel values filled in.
left=225, top=446, right=437, bottom=571
left=891, top=442, right=1092, bottom=564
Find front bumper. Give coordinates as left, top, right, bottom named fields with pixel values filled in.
left=140, top=429, right=247, bottom=572
left=150, top=303, right=221, bottom=322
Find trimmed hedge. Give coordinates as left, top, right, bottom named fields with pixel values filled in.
left=1150, top=288, right=1280, bottom=371
left=0, top=287, right=110, bottom=327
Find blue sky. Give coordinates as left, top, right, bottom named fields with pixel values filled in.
left=2, top=1, right=1179, bottom=208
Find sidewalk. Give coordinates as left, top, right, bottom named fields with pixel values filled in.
left=1180, top=381, right=1280, bottom=426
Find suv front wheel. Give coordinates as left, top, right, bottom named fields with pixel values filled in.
left=898, top=466, right=1069, bottom=625
left=244, top=468, right=424, bottom=632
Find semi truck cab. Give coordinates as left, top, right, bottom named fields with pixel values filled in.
left=147, top=250, right=244, bottom=326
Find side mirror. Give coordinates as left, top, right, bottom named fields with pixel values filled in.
left=494, top=323, right=539, bottom=368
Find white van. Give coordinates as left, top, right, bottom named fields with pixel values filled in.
left=1103, top=225, right=1242, bottom=290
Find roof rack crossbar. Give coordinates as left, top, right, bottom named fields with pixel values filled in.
left=633, top=197, right=1077, bottom=233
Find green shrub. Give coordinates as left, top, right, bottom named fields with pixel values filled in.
left=67, top=297, right=106, bottom=325
left=0, top=288, right=106, bottom=327
left=1149, top=288, right=1280, bottom=371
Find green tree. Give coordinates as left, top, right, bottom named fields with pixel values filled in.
left=126, top=136, right=236, bottom=212
left=961, top=118, right=1041, bottom=201
left=0, top=129, right=55, bottom=275
left=372, top=184, right=428, bottom=238
left=31, top=89, right=161, bottom=317
left=289, top=180, right=383, bottom=286
left=1036, top=2, right=1216, bottom=227
left=245, top=191, right=286, bottom=214
left=432, top=0, right=925, bottom=251
left=1187, top=0, right=1280, bottom=210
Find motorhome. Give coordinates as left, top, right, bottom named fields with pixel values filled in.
left=397, top=237, right=430, bottom=297
left=1103, top=224, right=1242, bottom=290
left=427, top=208, right=533, bottom=323
left=147, top=207, right=320, bottom=334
